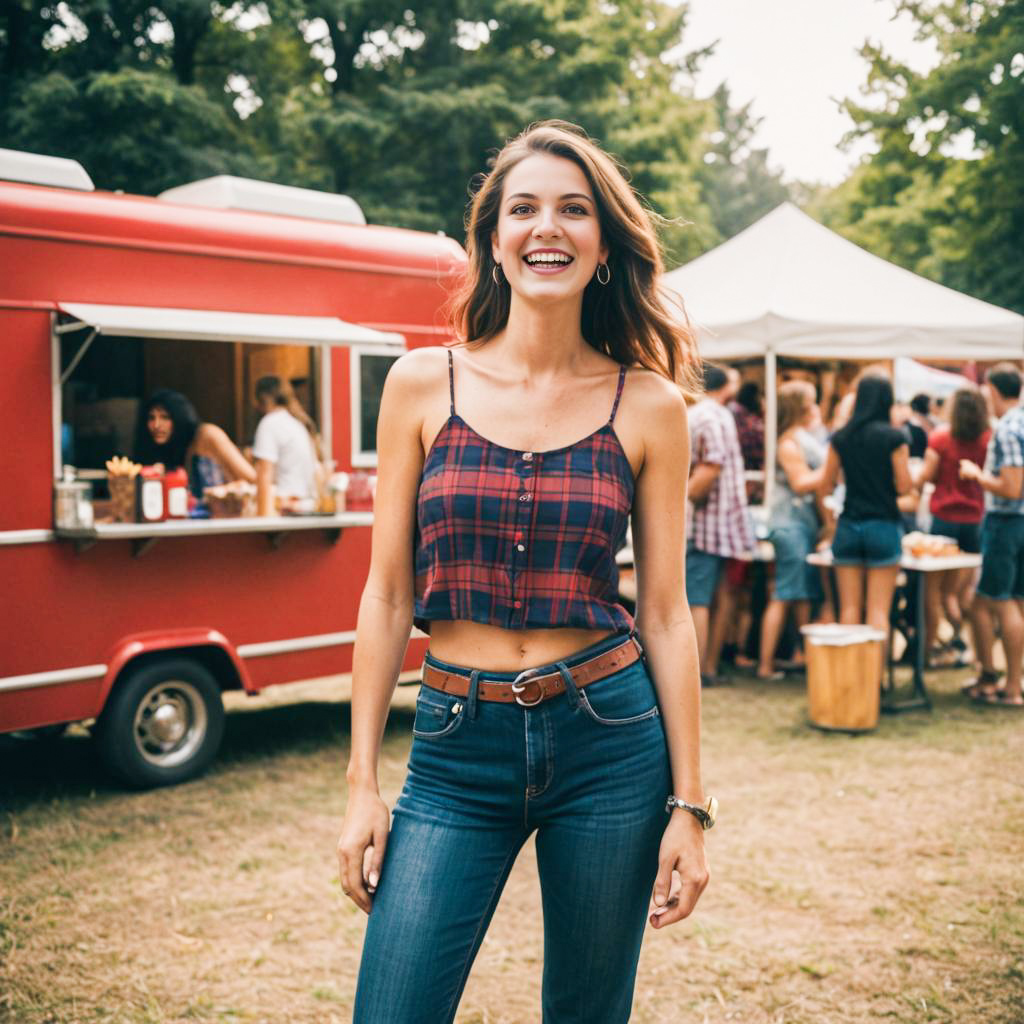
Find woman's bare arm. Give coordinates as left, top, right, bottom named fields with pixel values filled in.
left=915, top=447, right=940, bottom=488
left=891, top=443, right=913, bottom=495
left=629, top=373, right=709, bottom=929
left=345, top=352, right=431, bottom=790
left=196, top=423, right=257, bottom=484
left=818, top=444, right=841, bottom=502
left=338, top=348, right=439, bottom=914
left=778, top=435, right=824, bottom=495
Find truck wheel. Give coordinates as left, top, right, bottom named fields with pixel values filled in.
left=95, top=658, right=225, bottom=788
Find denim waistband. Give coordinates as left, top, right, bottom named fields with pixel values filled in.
left=423, top=630, right=638, bottom=682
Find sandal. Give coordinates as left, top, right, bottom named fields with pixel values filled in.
left=928, top=644, right=968, bottom=669
left=979, top=689, right=1024, bottom=708
left=755, top=669, right=786, bottom=682
left=961, top=669, right=1003, bottom=699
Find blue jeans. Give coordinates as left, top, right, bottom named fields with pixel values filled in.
left=770, top=522, right=824, bottom=602
left=831, top=516, right=903, bottom=567
left=978, top=513, right=1024, bottom=600
left=930, top=515, right=982, bottom=554
left=685, top=543, right=724, bottom=606
left=353, top=632, right=672, bottom=1024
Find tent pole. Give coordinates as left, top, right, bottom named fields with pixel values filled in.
left=763, top=350, right=777, bottom=511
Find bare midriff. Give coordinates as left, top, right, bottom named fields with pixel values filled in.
left=426, top=620, right=617, bottom=673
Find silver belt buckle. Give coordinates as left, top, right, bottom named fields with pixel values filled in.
left=511, top=667, right=546, bottom=707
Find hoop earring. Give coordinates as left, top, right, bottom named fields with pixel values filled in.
left=596, top=263, right=611, bottom=285
left=492, top=264, right=504, bottom=285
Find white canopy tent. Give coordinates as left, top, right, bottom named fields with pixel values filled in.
left=893, top=357, right=970, bottom=403
left=662, top=202, right=1024, bottom=500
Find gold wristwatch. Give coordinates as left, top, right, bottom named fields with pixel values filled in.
left=665, top=794, right=717, bottom=830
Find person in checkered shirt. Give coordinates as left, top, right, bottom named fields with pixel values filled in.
left=959, top=362, right=1024, bottom=708
left=686, top=363, right=755, bottom=684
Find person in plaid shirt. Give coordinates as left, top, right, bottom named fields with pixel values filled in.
left=338, top=121, right=714, bottom=1024
left=687, top=363, right=755, bottom=684
left=729, top=381, right=765, bottom=475
left=959, top=363, right=1024, bottom=708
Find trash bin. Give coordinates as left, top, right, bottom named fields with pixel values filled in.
left=800, top=624, right=887, bottom=732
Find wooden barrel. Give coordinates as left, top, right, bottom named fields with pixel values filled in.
left=801, top=625, right=886, bottom=732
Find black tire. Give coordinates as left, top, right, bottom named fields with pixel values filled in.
left=94, top=658, right=225, bottom=788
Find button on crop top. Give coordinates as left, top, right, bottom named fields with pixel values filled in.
left=413, top=350, right=636, bottom=634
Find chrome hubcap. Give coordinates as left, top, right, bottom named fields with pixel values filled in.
left=133, top=681, right=207, bottom=767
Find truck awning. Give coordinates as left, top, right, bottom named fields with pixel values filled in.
left=56, top=302, right=406, bottom=349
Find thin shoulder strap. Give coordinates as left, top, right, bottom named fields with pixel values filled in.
left=447, top=348, right=456, bottom=415
left=608, top=365, right=627, bottom=423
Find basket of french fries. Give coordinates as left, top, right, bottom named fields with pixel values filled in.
left=902, top=531, right=960, bottom=559
left=203, top=480, right=256, bottom=518
left=106, top=456, right=141, bottom=523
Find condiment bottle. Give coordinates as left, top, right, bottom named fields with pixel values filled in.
left=347, top=470, right=373, bottom=512
left=137, top=465, right=165, bottom=522
left=164, top=467, right=189, bottom=519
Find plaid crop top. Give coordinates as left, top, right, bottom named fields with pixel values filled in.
left=413, top=350, right=635, bottom=634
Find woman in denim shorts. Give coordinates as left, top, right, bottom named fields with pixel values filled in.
left=821, top=375, right=913, bottom=644
left=336, top=122, right=713, bottom=1023
left=758, top=381, right=829, bottom=679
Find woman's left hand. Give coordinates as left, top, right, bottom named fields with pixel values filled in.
left=649, top=812, right=710, bottom=929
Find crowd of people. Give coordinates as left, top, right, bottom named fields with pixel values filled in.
left=687, top=360, right=1024, bottom=709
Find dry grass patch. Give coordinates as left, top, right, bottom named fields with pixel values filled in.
left=1, top=669, right=1023, bottom=1023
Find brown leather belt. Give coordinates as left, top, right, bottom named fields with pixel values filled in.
left=420, top=635, right=642, bottom=707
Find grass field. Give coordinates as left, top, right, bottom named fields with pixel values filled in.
left=2, top=667, right=1023, bottom=1023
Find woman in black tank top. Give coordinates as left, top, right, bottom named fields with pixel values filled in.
left=337, top=121, right=713, bottom=1024
left=822, top=374, right=914, bottom=649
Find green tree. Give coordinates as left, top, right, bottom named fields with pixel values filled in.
left=0, top=0, right=779, bottom=265
left=9, top=68, right=256, bottom=193
left=819, top=0, right=1023, bottom=313
left=696, top=82, right=789, bottom=242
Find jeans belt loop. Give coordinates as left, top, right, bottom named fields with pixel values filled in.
left=629, top=629, right=645, bottom=661
left=466, top=669, right=481, bottom=720
left=554, top=660, right=580, bottom=710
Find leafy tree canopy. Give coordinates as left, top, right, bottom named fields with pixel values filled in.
left=815, top=0, right=1023, bottom=313
left=1, top=0, right=793, bottom=266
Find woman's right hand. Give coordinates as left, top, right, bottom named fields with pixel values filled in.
left=959, top=458, right=982, bottom=482
left=337, top=785, right=391, bottom=914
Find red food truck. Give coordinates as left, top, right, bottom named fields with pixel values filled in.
left=0, top=148, right=466, bottom=787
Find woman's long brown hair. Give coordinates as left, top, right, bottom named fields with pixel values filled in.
left=777, top=380, right=816, bottom=437
left=447, top=120, right=701, bottom=398
left=950, top=387, right=988, bottom=443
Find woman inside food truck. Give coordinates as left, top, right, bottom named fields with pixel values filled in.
left=252, top=375, right=321, bottom=515
left=134, top=388, right=255, bottom=497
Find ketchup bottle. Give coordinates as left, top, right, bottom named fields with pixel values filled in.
left=137, top=465, right=165, bottom=522
left=164, top=467, right=189, bottom=520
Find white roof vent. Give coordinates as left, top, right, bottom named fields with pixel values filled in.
left=0, top=147, right=94, bottom=191
left=158, top=175, right=366, bottom=226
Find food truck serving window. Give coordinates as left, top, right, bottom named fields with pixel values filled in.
left=53, top=303, right=404, bottom=525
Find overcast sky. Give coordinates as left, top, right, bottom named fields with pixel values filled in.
left=678, top=0, right=942, bottom=184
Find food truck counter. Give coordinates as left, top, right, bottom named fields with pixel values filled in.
left=56, top=511, right=374, bottom=555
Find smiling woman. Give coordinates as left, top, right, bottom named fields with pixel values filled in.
left=337, top=120, right=712, bottom=1024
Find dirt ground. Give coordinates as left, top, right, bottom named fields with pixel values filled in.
left=2, top=666, right=1023, bottom=1024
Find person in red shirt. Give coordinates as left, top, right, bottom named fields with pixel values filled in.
left=914, top=387, right=992, bottom=681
